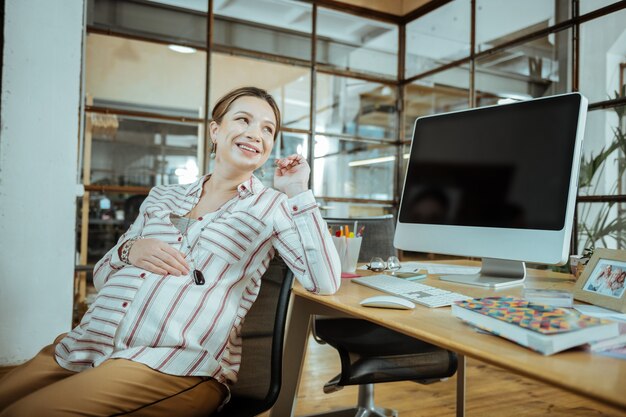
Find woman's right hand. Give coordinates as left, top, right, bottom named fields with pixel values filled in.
left=128, top=238, right=190, bottom=276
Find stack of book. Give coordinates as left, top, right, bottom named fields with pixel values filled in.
left=452, top=296, right=620, bottom=355
left=587, top=322, right=626, bottom=359
left=522, top=288, right=573, bottom=307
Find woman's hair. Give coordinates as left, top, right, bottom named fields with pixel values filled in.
left=211, top=87, right=281, bottom=138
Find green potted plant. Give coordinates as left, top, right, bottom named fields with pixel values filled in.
left=577, top=87, right=626, bottom=253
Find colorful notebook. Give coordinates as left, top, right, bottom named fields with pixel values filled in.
left=452, top=296, right=619, bottom=355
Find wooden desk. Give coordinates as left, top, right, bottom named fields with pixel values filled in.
left=270, top=265, right=626, bottom=416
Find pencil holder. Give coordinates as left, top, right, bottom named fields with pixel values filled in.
left=332, top=236, right=362, bottom=273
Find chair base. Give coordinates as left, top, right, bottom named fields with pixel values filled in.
left=301, top=383, right=398, bottom=417
left=300, top=406, right=397, bottom=417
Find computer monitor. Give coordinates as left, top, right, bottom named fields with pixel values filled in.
left=395, top=93, right=588, bottom=288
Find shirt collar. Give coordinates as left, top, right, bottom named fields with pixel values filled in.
left=184, top=174, right=265, bottom=199
left=185, top=174, right=209, bottom=198
left=236, top=175, right=264, bottom=198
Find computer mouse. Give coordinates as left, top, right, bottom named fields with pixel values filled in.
left=359, top=295, right=415, bottom=310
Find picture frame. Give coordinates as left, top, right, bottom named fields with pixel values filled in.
left=573, top=248, right=626, bottom=313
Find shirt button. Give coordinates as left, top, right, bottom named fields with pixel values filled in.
left=198, top=216, right=203, bottom=221
left=292, top=205, right=298, bottom=211
left=140, top=273, right=146, bottom=278
left=122, top=302, right=128, bottom=308
left=177, top=236, right=182, bottom=241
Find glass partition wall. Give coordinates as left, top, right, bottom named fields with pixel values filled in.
left=76, top=0, right=402, bottom=315
left=77, top=0, right=626, bottom=312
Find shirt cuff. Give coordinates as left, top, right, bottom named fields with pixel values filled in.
left=109, top=244, right=127, bottom=269
left=287, top=190, right=318, bottom=215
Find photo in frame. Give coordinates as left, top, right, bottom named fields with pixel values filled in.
left=573, top=248, right=626, bottom=313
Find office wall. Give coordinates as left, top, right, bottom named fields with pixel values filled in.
left=86, top=34, right=311, bottom=113
left=86, top=33, right=206, bottom=112
left=0, top=0, right=83, bottom=364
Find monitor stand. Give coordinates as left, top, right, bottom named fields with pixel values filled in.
left=439, top=258, right=526, bottom=288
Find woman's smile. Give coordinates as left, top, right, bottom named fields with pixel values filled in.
left=234, top=141, right=262, bottom=156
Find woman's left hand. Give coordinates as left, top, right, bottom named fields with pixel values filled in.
left=274, top=154, right=310, bottom=198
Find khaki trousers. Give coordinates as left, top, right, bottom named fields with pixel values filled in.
left=0, top=339, right=227, bottom=417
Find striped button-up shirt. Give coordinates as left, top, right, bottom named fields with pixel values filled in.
left=55, top=175, right=341, bottom=385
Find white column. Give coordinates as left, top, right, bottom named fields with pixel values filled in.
left=0, top=0, right=84, bottom=365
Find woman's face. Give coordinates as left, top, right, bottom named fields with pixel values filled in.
left=209, top=96, right=277, bottom=174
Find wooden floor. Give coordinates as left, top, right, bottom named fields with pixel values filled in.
left=262, top=336, right=626, bottom=417
left=2, top=337, right=624, bottom=416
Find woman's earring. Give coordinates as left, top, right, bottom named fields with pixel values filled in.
left=210, top=143, right=216, bottom=159
left=259, top=167, right=266, bottom=178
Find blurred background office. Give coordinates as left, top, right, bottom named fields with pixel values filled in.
left=0, top=0, right=625, bottom=414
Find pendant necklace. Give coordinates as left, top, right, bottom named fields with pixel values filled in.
left=181, top=216, right=205, bottom=285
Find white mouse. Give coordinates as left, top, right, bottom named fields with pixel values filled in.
left=359, top=295, right=415, bottom=310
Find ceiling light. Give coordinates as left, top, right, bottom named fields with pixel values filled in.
left=497, top=98, right=517, bottom=105
left=168, top=45, right=197, bottom=54
left=348, top=153, right=411, bottom=167
left=497, top=93, right=532, bottom=105
left=349, top=156, right=395, bottom=167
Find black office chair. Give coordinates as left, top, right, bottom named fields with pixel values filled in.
left=216, top=257, right=294, bottom=417
left=314, top=216, right=458, bottom=417
left=123, top=195, right=148, bottom=230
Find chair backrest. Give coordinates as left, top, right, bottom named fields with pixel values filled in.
left=123, top=195, right=147, bottom=230
left=324, top=215, right=397, bottom=263
left=216, top=257, right=294, bottom=417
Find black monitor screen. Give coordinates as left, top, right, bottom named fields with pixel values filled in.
left=399, top=94, right=582, bottom=230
